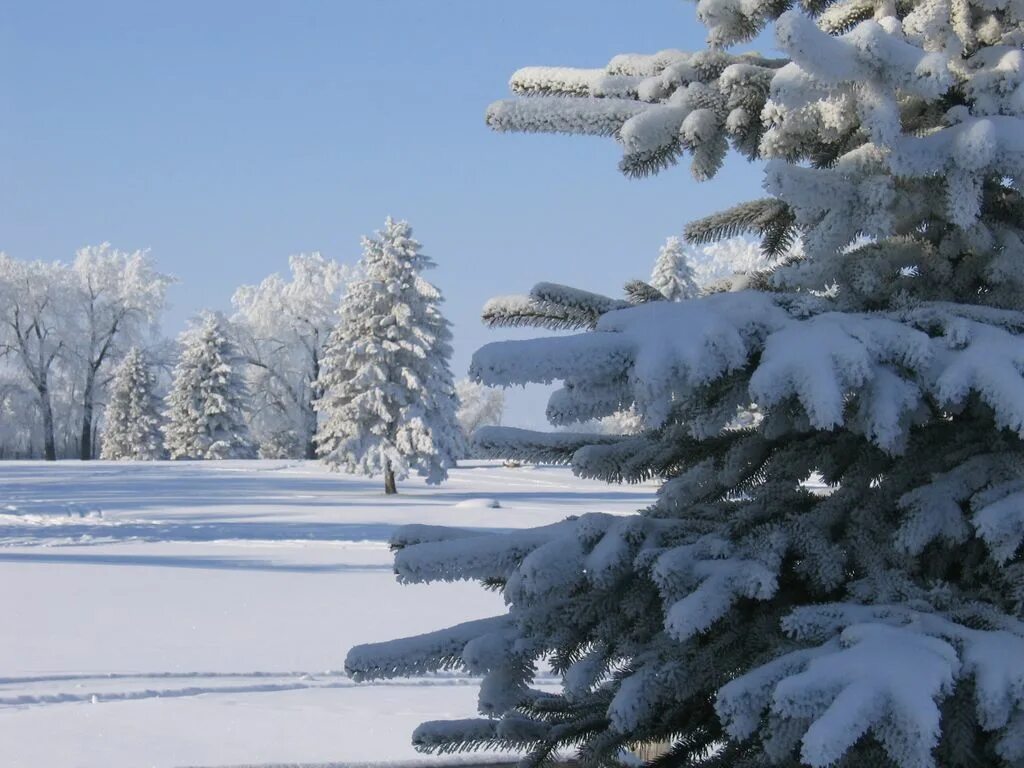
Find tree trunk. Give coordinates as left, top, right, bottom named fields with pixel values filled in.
left=384, top=461, right=397, bottom=495
left=303, top=402, right=318, bottom=460
left=40, top=387, right=56, bottom=462
left=79, top=368, right=97, bottom=460
left=305, top=353, right=321, bottom=460
left=79, top=398, right=94, bottom=461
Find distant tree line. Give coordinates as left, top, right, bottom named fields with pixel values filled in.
left=0, top=220, right=507, bottom=484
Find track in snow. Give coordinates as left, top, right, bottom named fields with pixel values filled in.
left=0, top=669, right=561, bottom=709
left=0, top=670, right=506, bottom=709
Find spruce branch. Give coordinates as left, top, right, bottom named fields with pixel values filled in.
left=685, top=198, right=798, bottom=258
left=624, top=280, right=667, bottom=305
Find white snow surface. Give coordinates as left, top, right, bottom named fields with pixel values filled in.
left=0, top=459, right=654, bottom=768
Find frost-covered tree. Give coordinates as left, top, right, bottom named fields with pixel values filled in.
left=232, top=253, right=354, bottom=459
left=0, top=377, right=36, bottom=458
left=164, top=313, right=253, bottom=460
left=314, top=218, right=464, bottom=494
left=348, top=5, right=1024, bottom=768
left=650, top=236, right=699, bottom=301
left=693, top=236, right=771, bottom=292
left=100, top=347, right=163, bottom=460
left=635, top=237, right=768, bottom=300
left=555, top=405, right=647, bottom=438
left=0, top=255, right=71, bottom=461
left=456, top=379, right=506, bottom=447
left=69, top=244, right=171, bottom=460
left=0, top=248, right=171, bottom=460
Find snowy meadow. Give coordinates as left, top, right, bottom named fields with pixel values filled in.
left=0, top=460, right=655, bottom=767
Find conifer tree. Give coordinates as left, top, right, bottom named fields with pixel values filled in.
left=347, top=4, right=1024, bottom=768
left=100, top=347, right=164, bottom=460
left=650, top=236, right=699, bottom=301
left=164, top=313, right=253, bottom=460
left=314, top=218, right=464, bottom=494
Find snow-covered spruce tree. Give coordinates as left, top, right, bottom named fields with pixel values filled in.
left=347, top=6, right=1024, bottom=768
left=164, top=313, right=254, bottom=460
left=314, top=218, right=464, bottom=494
left=650, top=236, right=700, bottom=301
left=100, top=347, right=163, bottom=460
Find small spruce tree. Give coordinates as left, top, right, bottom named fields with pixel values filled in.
left=346, top=4, right=1024, bottom=768
left=650, top=236, right=699, bottom=301
left=314, top=217, right=464, bottom=494
left=100, top=347, right=164, bottom=460
left=164, top=313, right=253, bottom=460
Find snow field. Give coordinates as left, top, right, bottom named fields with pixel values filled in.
left=0, top=460, right=654, bottom=768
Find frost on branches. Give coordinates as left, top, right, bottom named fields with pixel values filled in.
left=456, top=379, right=506, bottom=450
left=0, top=255, right=70, bottom=461
left=163, top=313, right=254, bottom=460
left=650, top=236, right=699, bottom=301
left=100, top=347, right=163, bottom=460
left=347, top=3, right=1024, bottom=768
left=314, top=218, right=464, bottom=494
left=231, top=253, right=354, bottom=459
left=69, top=244, right=171, bottom=461
left=0, top=247, right=170, bottom=460
left=691, top=236, right=772, bottom=292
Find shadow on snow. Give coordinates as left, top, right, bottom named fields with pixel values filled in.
left=0, top=551, right=394, bottom=573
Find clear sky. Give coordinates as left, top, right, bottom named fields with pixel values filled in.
left=2, top=1, right=766, bottom=427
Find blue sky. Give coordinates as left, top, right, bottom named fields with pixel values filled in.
left=2, top=1, right=766, bottom=426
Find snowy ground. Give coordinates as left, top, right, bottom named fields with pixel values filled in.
left=0, top=460, right=655, bottom=768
